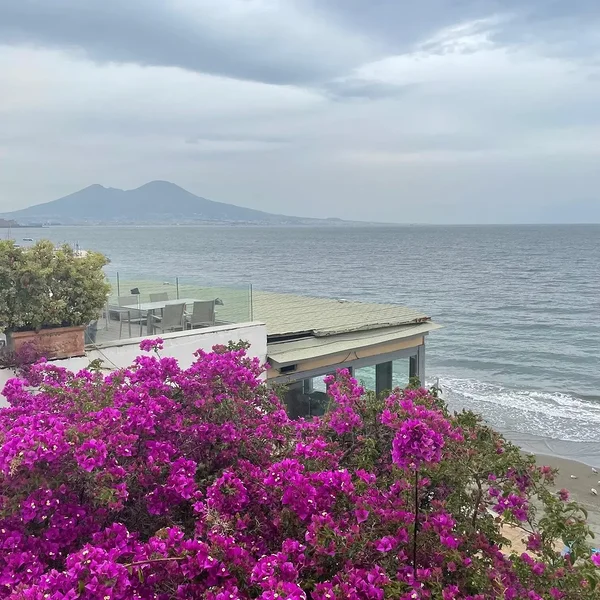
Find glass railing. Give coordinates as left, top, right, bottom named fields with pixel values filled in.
left=88, top=271, right=252, bottom=347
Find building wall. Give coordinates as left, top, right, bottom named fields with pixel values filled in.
left=0, top=322, right=267, bottom=407
left=266, top=336, right=425, bottom=383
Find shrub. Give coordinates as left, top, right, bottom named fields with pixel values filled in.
left=0, top=340, right=597, bottom=599
left=0, top=240, right=110, bottom=332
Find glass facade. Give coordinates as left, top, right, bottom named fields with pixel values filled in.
left=283, top=354, right=418, bottom=419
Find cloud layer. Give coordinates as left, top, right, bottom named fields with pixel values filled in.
left=1, top=0, right=599, bottom=222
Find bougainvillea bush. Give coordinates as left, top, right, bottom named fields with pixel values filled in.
left=0, top=340, right=598, bottom=599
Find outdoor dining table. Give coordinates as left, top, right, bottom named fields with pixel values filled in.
left=122, top=298, right=201, bottom=335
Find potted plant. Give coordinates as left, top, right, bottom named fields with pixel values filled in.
left=0, top=240, right=110, bottom=360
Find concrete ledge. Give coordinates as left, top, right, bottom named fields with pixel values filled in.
left=89, top=321, right=265, bottom=351
left=0, top=322, right=268, bottom=406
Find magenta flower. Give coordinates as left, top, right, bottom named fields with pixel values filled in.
left=391, top=418, right=445, bottom=470
left=442, top=585, right=460, bottom=600
left=355, top=508, right=369, bottom=523
left=526, top=533, right=542, bottom=552
left=440, top=535, right=460, bottom=550
left=0, top=347, right=594, bottom=599
left=375, top=536, right=395, bottom=552
left=532, top=562, right=545, bottom=576
left=74, top=439, right=108, bottom=472
left=139, top=337, right=164, bottom=352
left=207, top=470, right=249, bottom=514
left=521, top=552, right=534, bottom=566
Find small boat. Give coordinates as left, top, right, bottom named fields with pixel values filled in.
left=22, top=237, right=33, bottom=242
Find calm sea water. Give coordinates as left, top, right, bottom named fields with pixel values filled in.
left=10, top=225, right=600, bottom=461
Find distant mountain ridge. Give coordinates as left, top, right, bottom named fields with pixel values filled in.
left=2, top=181, right=328, bottom=225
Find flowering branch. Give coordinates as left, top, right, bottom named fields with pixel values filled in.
left=412, top=468, right=419, bottom=575
left=0, top=349, right=596, bottom=599
left=124, top=556, right=186, bottom=569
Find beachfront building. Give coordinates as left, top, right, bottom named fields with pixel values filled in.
left=0, top=286, right=439, bottom=414
left=253, top=292, right=440, bottom=418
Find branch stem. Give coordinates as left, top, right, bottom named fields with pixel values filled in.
left=413, top=468, right=419, bottom=576
left=124, top=557, right=185, bottom=569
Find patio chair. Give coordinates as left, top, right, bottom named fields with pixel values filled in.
left=187, top=300, right=216, bottom=329
left=148, top=302, right=185, bottom=334
left=116, top=295, right=145, bottom=338
left=150, top=292, right=169, bottom=302
left=149, top=292, right=170, bottom=321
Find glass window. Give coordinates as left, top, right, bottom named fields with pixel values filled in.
left=393, top=357, right=410, bottom=389
left=354, top=365, right=376, bottom=391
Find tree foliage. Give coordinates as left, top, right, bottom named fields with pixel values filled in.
left=0, top=240, right=109, bottom=332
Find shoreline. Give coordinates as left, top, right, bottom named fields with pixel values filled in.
left=505, top=430, right=600, bottom=469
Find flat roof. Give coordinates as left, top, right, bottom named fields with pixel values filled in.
left=268, top=321, right=442, bottom=366
left=252, top=291, right=432, bottom=339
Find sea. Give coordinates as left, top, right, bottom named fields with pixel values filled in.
left=8, top=224, right=600, bottom=464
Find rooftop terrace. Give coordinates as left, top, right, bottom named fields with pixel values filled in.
left=91, top=274, right=438, bottom=351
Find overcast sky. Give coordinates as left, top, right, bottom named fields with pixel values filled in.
left=1, top=0, right=599, bottom=223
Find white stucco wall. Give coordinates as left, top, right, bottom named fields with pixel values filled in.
left=0, top=322, right=267, bottom=406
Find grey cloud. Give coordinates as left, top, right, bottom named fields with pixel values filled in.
left=317, top=1, right=502, bottom=47
left=2, top=1, right=600, bottom=222
left=2, top=0, right=600, bottom=90
left=322, top=0, right=600, bottom=60
left=0, top=0, right=373, bottom=85
left=0, top=0, right=504, bottom=87
left=322, top=78, right=414, bottom=101
left=184, top=133, right=291, bottom=145
left=480, top=0, right=600, bottom=58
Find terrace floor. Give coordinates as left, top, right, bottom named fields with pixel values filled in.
left=88, top=315, right=232, bottom=347
left=90, top=316, right=150, bottom=346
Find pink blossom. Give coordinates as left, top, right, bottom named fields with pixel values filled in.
left=0, top=350, right=593, bottom=599
left=139, top=337, right=164, bottom=352
left=532, top=562, right=545, bottom=576
left=355, top=508, right=369, bottom=523
left=375, top=536, right=395, bottom=552
left=391, top=419, right=444, bottom=470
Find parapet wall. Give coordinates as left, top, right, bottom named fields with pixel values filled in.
left=0, top=322, right=267, bottom=407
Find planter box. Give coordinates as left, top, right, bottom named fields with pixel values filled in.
left=7, top=326, right=86, bottom=360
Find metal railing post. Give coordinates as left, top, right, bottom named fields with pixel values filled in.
left=176, top=277, right=180, bottom=300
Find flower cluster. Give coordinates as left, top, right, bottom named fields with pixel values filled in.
left=0, top=342, right=598, bottom=599
left=382, top=389, right=463, bottom=470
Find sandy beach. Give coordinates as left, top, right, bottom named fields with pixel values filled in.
left=498, top=453, right=600, bottom=555
left=533, top=454, right=600, bottom=540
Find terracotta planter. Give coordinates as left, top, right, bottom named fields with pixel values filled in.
left=7, top=326, right=86, bottom=360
